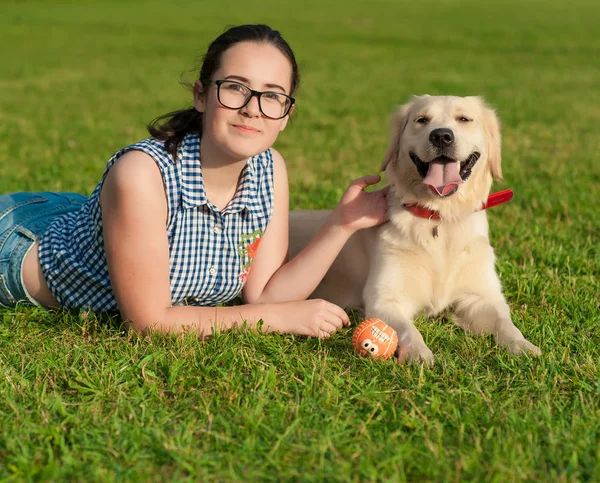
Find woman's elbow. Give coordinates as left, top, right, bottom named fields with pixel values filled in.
left=242, top=294, right=260, bottom=305
left=242, top=289, right=268, bottom=305
left=122, top=317, right=157, bottom=335
left=120, top=309, right=169, bottom=335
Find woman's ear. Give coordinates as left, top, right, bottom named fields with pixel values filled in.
left=379, top=100, right=413, bottom=172
left=193, top=80, right=206, bottom=113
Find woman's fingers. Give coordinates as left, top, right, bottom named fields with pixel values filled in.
left=349, top=174, right=382, bottom=191
left=317, top=325, right=335, bottom=339
left=311, top=301, right=350, bottom=338
left=323, top=300, right=350, bottom=327
left=318, top=330, right=333, bottom=339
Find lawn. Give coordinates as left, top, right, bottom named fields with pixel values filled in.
left=1, top=0, right=599, bottom=481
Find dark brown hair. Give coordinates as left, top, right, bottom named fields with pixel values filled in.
left=147, top=24, right=300, bottom=159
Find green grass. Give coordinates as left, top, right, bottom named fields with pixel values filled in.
left=1, top=0, right=599, bottom=480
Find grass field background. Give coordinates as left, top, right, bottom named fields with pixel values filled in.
left=1, top=0, right=599, bottom=480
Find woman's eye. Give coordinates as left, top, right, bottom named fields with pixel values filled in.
left=416, top=117, right=429, bottom=124
left=226, top=83, right=245, bottom=92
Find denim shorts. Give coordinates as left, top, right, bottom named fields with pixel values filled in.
left=0, top=192, right=87, bottom=308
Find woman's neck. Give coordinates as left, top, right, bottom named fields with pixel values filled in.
left=200, top=137, right=249, bottom=211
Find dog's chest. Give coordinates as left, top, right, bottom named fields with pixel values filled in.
left=381, top=219, right=490, bottom=312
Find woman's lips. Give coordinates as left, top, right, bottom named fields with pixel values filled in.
left=232, top=124, right=260, bottom=133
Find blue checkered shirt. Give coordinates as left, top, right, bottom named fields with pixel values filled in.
left=38, top=132, right=274, bottom=311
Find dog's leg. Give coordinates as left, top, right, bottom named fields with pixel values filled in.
left=364, top=299, right=434, bottom=365
left=362, top=249, right=435, bottom=365
left=453, top=293, right=541, bottom=356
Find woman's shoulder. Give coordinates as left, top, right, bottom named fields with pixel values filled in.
left=251, top=147, right=286, bottom=171
left=106, top=149, right=165, bottom=192
left=109, top=132, right=199, bottom=169
left=121, top=136, right=170, bottom=160
left=268, top=147, right=285, bottom=163
left=266, top=147, right=288, bottom=176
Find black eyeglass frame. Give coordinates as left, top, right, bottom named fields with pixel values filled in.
left=207, top=79, right=295, bottom=120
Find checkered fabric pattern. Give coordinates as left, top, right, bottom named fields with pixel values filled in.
left=38, top=132, right=274, bottom=311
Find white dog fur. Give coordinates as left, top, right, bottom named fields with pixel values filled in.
left=289, top=95, right=541, bottom=364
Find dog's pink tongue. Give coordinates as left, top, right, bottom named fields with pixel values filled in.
left=422, top=161, right=463, bottom=196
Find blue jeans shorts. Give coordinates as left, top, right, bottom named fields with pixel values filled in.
left=0, top=192, right=87, bottom=308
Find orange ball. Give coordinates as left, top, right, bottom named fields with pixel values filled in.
left=352, top=318, right=398, bottom=359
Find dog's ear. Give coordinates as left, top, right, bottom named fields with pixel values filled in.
left=379, top=101, right=413, bottom=172
left=481, top=100, right=503, bottom=180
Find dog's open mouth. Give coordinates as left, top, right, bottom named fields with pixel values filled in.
left=409, top=151, right=481, bottom=197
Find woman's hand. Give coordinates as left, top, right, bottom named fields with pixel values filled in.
left=331, top=174, right=389, bottom=234
left=261, top=299, right=350, bottom=339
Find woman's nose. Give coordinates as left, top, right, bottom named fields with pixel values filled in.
left=241, top=94, right=261, bottom=117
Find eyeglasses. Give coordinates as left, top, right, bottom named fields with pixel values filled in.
left=208, top=79, right=295, bottom=120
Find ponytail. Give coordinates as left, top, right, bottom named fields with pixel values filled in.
left=147, top=108, right=202, bottom=162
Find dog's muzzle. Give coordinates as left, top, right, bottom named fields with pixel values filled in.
left=410, top=150, right=481, bottom=197
left=408, top=128, right=481, bottom=197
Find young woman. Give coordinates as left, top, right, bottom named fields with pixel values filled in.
left=0, top=24, right=388, bottom=339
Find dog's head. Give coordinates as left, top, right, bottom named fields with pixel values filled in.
left=381, top=95, right=502, bottom=216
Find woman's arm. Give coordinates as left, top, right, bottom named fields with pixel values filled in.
left=100, top=150, right=348, bottom=338
left=242, top=149, right=388, bottom=304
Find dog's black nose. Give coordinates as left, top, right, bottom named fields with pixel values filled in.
left=429, top=128, right=455, bottom=148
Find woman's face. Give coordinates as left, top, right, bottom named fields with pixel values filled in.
left=194, top=41, right=294, bottom=162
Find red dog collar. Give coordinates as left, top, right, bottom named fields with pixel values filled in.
left=403, top=189, right=514, bottom=220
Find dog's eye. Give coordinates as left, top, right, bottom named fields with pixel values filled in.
left=415, top=116, right=429, bottom=124
left=457, top=116, right=472, bottom=122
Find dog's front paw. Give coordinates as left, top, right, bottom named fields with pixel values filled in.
left=396, top=343, right=435, bottom=366
left=506, top=338, right=541, bottom=356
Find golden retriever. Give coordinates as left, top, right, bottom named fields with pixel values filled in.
left=289, top=95, right=541, bottom=364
